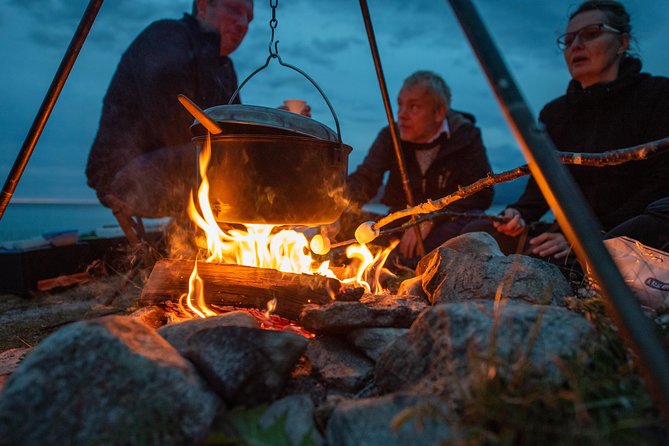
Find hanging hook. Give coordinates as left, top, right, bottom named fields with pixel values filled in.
left=268, top=0, right=280, bottom=58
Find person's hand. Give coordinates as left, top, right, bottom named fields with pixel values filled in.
left=300, top=104, right=311, bottom=118
left=494, top=207, right=526, bottom=236
left=528, top=232, right=571, bottom=259
left=399, top=221, right=433, bottom=258
left=278, top=101, right=311, bottom=117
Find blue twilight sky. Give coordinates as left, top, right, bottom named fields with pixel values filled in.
left=0, top=0, right=666, bottom=204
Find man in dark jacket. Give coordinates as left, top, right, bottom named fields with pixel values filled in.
left=86, top=0, right=253, bottom=218
left=345, top=71, right=494, bottom=262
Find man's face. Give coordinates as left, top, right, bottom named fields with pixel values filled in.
left=397, top=85, right=446, bottom=143
left=197, top=0, right=254, bottom=56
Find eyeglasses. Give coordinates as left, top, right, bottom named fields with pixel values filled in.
left=557, top=23, right=621, bottom=50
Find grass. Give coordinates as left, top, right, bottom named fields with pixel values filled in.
left=422, top=296, right=669, bottom=445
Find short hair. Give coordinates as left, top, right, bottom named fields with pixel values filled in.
left=570, top=1, right=631, bottom=35
left=192, top=0, right=217, bottom=16
left=401, top=71, right=452, bottom=110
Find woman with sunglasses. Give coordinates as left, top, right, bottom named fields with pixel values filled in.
left=490, top=0, right=669, bottom=262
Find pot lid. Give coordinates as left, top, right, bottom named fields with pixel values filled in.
left=190, top=104, right=338, bottom=142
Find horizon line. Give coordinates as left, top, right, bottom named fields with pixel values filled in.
left=9, top=197, right=101, bottom=205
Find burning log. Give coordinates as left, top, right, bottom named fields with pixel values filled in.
left=140, top=259, right=341, bottom=321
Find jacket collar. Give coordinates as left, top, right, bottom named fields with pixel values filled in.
left=182, top=13, right=221, bottom=55
left=566, top=57, right=648, bottom=102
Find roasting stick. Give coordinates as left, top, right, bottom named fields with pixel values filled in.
left=354, top=136, right=669, bottom=245
left=310, top=211, right=507, bottom=255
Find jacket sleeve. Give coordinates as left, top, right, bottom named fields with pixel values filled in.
left=447, top=127, right=495, bottom=213
left=507, top=176, right=551, bottom=222
left=507, top=110, right=553, bottom=222
left=604, top=82, right=669, bottom=224
left=346, top=128, right=394, bottom=208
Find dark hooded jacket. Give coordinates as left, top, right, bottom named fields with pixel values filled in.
left=86, top=14, right=240, bottom=204
left=510, top=57, right=669, bottom=231
left=347, top=110, right=494, bottom=214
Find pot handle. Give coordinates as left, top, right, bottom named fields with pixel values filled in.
left=228, top=53, right=343, bottom=145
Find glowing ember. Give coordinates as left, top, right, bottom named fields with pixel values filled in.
left=181, top=133, right=395, bottom=319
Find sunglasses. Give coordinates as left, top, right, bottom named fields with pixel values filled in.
left=557, top=23, right=621, bottom=51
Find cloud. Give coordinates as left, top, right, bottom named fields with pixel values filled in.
left=8, top=0, right=188, bottom=51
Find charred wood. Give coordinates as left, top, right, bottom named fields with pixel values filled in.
left=140, top=259, right=341, bottom=321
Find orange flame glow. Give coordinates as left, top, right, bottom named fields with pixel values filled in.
left=182, top=133, right=394, bottom=318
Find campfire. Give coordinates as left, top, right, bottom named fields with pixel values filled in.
left=141, top=132, right=397, bottom=325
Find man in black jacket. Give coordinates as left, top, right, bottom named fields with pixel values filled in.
left=86, top=0, right=253, bottom=218
left=345, top=71, right=494, bottom=263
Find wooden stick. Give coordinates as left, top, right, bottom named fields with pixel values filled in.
left=328, top=210, right=507, bottom=250
left=559, top=137, right=669, bottom=166
left=374, top=167, right=529, bottom=230
left=373, top=137, right=669, bottom=231
left=140, top=259, right=340, bottom=321
left=177, top=94, right=222, bottom=135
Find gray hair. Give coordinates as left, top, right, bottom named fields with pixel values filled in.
left=401, top=71, right=452, bottom=110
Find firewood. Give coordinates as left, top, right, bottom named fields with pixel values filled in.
left=140, top=259, right=340, bottom=321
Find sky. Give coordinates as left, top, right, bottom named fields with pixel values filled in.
left=0, top=0, right=666, bottom=205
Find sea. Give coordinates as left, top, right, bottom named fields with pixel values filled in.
left=0, top=199, right=515, bottom=243
left=0, top=200, right=119, bottom=242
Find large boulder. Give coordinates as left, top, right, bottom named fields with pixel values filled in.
left=0, top=315, right=220, bottom=446
left=306, top=335, right=374, bottom=394
left=418, top=232, right=572, bottom=305
left=376, top=300, right=597, bottom=394
left=158, top=311, right=260, bottom=354
left=325, top=392, right=457, bottom=446
left=184, top=326, right=307, bottom=405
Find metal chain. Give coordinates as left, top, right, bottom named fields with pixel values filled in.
left=268, top=0, right=279, bottom=57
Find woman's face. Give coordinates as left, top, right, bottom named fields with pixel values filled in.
left=563, top=10, right=629, bottom=88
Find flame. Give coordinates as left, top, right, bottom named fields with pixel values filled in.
left=178, top=261, right=216, bottom=318
left=341, top=240, right=399, bottom=294
left=264, top=297, right=278, bottom=319
left=182, top=132, right=394, bottom=318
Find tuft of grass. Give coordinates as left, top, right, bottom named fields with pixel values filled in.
left=203, top=405, right=318, bottom=446
left=438, top=296, right=669, bottom=446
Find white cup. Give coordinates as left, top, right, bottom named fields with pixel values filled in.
left=283, top=99, right=307, bottom=115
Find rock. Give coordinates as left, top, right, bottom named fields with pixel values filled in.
left=0, top=315, right=220, bottom=446
left=347, top=327, right=408, bottom=362
left=0, top=348, right=31, bottom=392
left=418, top=232, right=571, bottom=305
left=158, top=311, right=260, bottom=354
left=306, top=335, right=374, bottom=394
left=418, top=231, right=503, bottom=275
left=258, top=394, right=324, bottom=446
left=129, top=305, right=168, bottom=329
left=184, top=326, right=307, bottom=405
left=300, top=294, right=428, bottom=334
left=325, top=392, right=456, bottom=446
left=376, top=300, right=597, bottom=394
left=396, top=276, right=428, bottom=301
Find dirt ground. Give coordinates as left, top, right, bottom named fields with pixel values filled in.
left=0, top=272, right=149, bottom=352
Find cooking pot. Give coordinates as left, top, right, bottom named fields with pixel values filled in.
left=191, top=104, right=352, bottom=226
